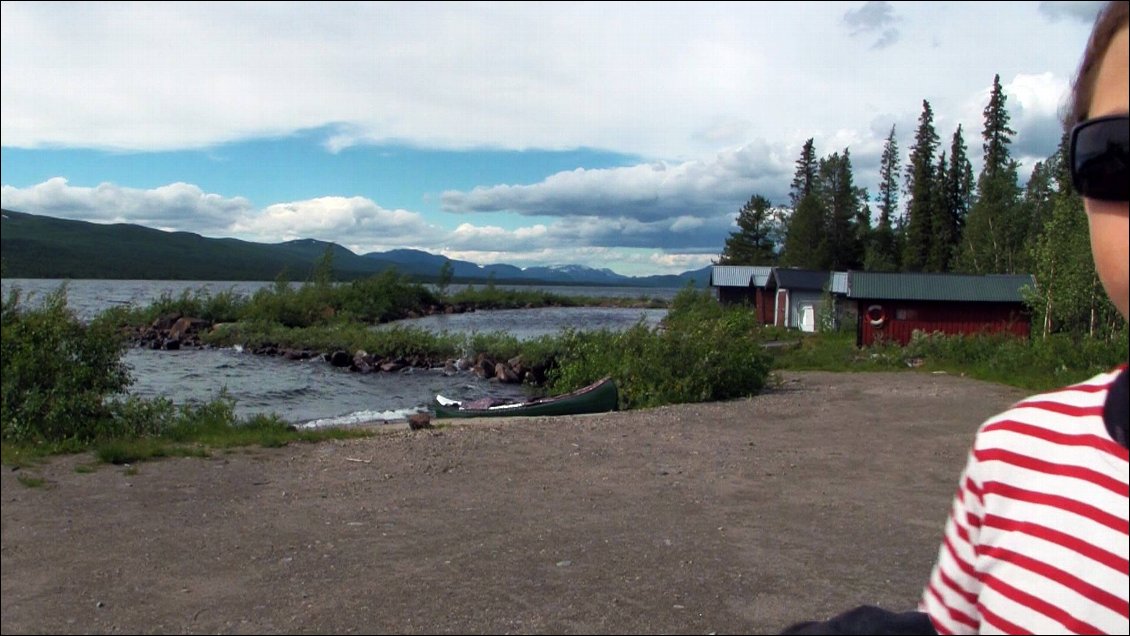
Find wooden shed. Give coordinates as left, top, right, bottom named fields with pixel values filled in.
left=847, top=271, right=1035, bottom=347
left=765, top=268, right=836, bottom=332
left=710, top=265, right=774, bottom=324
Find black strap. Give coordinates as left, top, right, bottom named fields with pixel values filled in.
left=780, top=605, right=936, bottom=635
left=1105, top=367, right=1129, bottom=449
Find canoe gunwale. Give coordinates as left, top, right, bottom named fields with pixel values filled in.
left=433, top=376, right=617, bottom=419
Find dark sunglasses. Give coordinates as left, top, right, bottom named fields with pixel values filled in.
left=1069, top=114, right=1129, bottom=201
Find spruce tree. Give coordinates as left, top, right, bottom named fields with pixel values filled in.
left=958, top=74, right=1023, bottom=273
left=789, top=138, right=818, bottom=210
left=780, top=194, right=827, bottom=269
left=855, top=192, right=874, bottom=269
left=718, top=194, right=778, bottom=265
left=926, top=152, right=951, bottom=272
left=943, top=125, right=975, bottom=269
left=902, top=100, right=939, bottom=271
left=865, top=125, right=900, bottom=271
left=1021, top=159, right=1056, bottom=263
left=817, top=149, right=864, bottom=271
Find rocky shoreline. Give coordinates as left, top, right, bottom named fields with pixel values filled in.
left=126, top=311, right=550, bottom=385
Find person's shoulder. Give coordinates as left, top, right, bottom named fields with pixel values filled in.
left=1011, top=365, right=1127, bottom=411
left=973, top=365, right=1126, bottom=448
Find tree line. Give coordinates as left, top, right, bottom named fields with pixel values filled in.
left=717, top=74, right=1122, bottom=339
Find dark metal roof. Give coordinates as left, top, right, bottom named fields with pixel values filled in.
left=768, top=268, right=830, bottom=291
left=847, top=271, right=1035, bottom=302
left=710, top=265, right=772, bottom=287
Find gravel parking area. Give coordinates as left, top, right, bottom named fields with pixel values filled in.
left=1, top=370, right=1029, bottom=634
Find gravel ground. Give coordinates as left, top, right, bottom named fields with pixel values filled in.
left=1, top=370, right=1029, bottom=635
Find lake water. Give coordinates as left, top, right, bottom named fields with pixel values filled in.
left=1, top=279, right=683, bottom=427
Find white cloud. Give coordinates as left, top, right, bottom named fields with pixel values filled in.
left=232, top=197, right=433, bottom=246
left=669, top=215, right=706, bottom=232
left=0, top=2, right=1095, bottom=163
left=442, top=140, right=791, bottom=220
left=650, top=252, right=717, bottom=271
left=0, top=178, right=253, bottom=233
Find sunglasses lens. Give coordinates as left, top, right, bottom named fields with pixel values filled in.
left=1072, top=116, right=1129, bottom=201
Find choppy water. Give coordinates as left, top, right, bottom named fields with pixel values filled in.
left=3, top=279, right=678, bottom=427
left=378, top=305, right=667, bottom=341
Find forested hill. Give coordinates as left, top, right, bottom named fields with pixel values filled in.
left=0, top=209, right=710, bottom=286
left=0, top=209, right=397, bottom=281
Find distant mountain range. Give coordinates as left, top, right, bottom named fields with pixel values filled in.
left=0, top=209, right=712, bottom=288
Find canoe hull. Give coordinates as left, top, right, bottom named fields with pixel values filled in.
left=434, top=377, right=618, bottom=419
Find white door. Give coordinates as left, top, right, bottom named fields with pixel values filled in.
left=800, top=304, right=815, bottom=332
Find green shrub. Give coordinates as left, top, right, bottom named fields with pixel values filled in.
left=228, top=271, right=441, bottom=328
left=2, top=285, right=132, bottom=444
left=445, top=285, right=580, bottom=310
left=549, top=286, right=772, bottom=409
left=94, top=286, right=249, bottom=328
left=338, top=271, right=440, bottom=322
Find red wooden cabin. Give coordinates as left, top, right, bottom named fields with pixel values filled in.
left=848, top=271, right=1034, bottom=347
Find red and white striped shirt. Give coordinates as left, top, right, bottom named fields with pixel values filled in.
left=920, top=367, right=1130, bottom=635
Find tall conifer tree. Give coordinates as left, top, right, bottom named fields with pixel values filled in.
left=781, top=139, right=827, bottom=268
left=1021, top=159, right=1056, bottom=263
left=865, top=125, right=900, bottom=271
left=789, top=138, right=818, bottom=210
left=781, top=194, right=827, bottom=269
left=943, top=125, right=975, bottom=270
left=958, top=74, right=1023, bottom=273
left=718, top=194, right=778, bottom=265
left=855, top=191, right=874, bottom=269
left=902, top=100, right=939, bottom=271
left=818, top=149, right=864, bottom=271
left=926, top=152, right=951, bottom=272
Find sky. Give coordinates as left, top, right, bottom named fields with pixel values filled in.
left=0, top=1, right=1107, bottom=277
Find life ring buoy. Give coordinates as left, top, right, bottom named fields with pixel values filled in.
left=866, top=304, right=886, bottom=327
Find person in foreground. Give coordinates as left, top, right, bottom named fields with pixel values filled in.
left=783, top=1, right=1129, bottom=633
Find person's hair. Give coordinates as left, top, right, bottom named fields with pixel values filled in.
left=1067, top=0, right=1130, bottom=127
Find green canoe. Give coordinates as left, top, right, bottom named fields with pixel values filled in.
left=433, top=376, right=618, bottom=419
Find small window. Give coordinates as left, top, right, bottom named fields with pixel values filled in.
left=896, top=308, right=918, bottom=321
